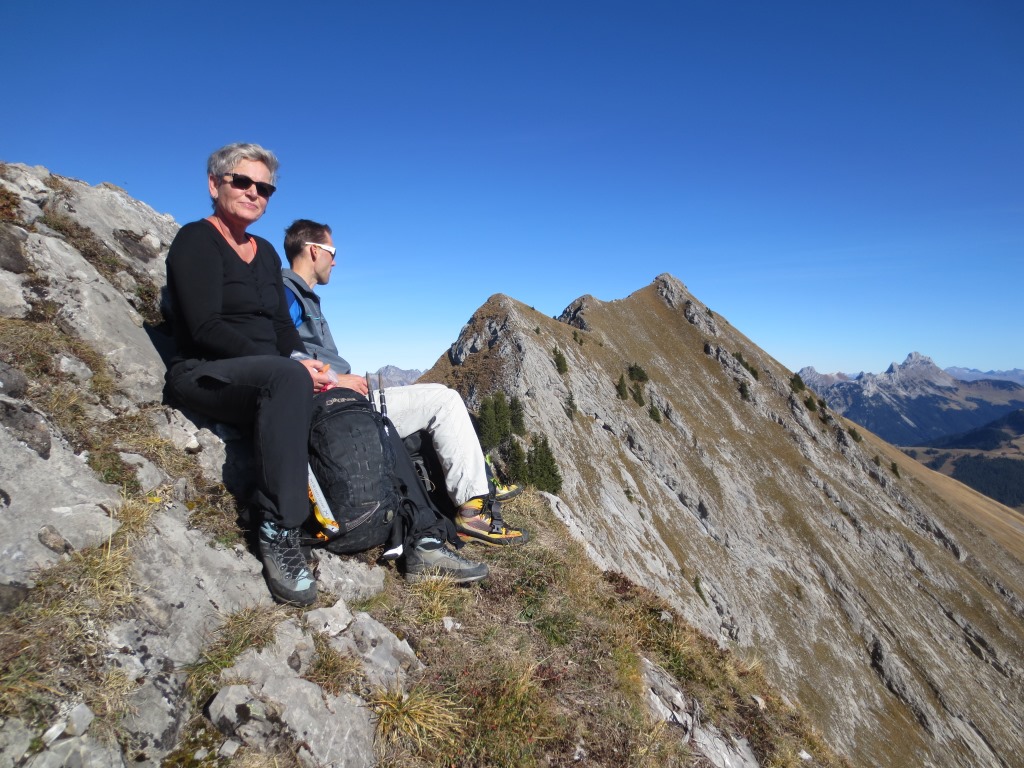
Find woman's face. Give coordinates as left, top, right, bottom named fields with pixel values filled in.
left=208, top=158, right=273, bottom=228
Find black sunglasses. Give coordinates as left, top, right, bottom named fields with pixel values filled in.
left=221, top=173, right=276, bottom=199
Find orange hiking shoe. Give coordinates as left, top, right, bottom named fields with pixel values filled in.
left=485, top=454, right=522, bottom=501
left=456, top=497, right=529, bottom=546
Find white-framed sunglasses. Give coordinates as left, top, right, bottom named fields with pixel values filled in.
left=305, top=242, right=337, bottom=257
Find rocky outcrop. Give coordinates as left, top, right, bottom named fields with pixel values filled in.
left=424, top=275, right=1024, bottom=767
left=0, top=163, right=417, bottom=767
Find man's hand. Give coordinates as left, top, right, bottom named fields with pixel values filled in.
left=335, top=373, right=369, bottom=396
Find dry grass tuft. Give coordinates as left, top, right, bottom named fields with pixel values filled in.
left=407, top=574, right=470, bottom=624
left=0, top=317, right=113, bottom=395
left=303, top=631, right=364, bottom=696
left=0, top=183, right=21, bottom=222
left=186, top=482, right=246, bottom=547
left=370, top=683, right=467, bottom=756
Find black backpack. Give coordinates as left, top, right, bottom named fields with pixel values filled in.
left=307, top=388, right=400, bottom=554
left=307, top=388, right=456, bottom=555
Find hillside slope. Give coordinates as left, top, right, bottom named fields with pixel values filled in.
left=903, top=409, right=1024, bottom=512
left=422, top=277, right=1024, bottom=767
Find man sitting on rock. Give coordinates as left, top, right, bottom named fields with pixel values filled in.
left=280, top=219, right=526, bottom=547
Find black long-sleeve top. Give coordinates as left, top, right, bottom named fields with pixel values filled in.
left=166, top=220, right=303, bottom=366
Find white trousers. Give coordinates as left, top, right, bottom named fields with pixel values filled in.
left=370, top=383, right=488, bottom=506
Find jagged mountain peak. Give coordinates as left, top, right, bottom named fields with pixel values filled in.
left=802, top=352, right=1024, bottom=446
left=424, top=280, right=1024, bottom=767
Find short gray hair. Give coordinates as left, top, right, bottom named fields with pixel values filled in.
left=207, top=142, right=279, bottom=184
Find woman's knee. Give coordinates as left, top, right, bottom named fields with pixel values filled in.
left=264, top=357, right=313, bottom=395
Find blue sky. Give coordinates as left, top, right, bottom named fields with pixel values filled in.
left=4, top=1, right=1021, bottom=376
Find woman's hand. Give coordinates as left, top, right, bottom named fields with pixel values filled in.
left=297, top=358, right=335, bottom=393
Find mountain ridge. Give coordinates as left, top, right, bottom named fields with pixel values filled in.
left=422, top=275, right=1024, bottom=767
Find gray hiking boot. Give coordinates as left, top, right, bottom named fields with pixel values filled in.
left=258, top=520, right=317, bottom=606
left=404, top=537, right=489, bottom=584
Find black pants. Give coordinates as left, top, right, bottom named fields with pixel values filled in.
left=167, top=355, right=313, bottom=529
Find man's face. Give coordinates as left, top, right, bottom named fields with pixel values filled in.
left=313, top=233, right=336, bottom=286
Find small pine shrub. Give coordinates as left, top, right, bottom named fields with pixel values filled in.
left=789, top=373, right=806, bottom=393
left=848, top=427, right=862, bottom=443
left=693, top=575, right=709, bottom=607
left=504, top=439, right=527, bottom=483
left=804, top=396, right=818, bottom=412
left=734, top=352, right=759, bottom=380
left=552, top=347, right=568, bottom=375
left=873, top=455, right=882, bottom=467
left=890, top=461, right=900, bottom=478
left=615, top=374, right=628, bottom=400
left=739, top=382, right=750, bottom=401
left=631, top=383, right=646, bottom=406
left=648, top=405, right=662, bottom=423
left=477, top=392, right=512, bottom=451
left=564, top=391, right=576, bottom=421
left=627, top=364, right=649, bottom=383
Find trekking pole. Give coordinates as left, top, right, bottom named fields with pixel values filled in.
left=365, top=372, right=374, bottom=410
left=377, top=374, right=388, bottom=421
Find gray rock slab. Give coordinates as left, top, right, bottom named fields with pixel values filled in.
left=118, top=452, right=166, bottom=493
left=331, top=612, right=422, bottom=690
left=227, top=619, right=315, bottom=682
left=304, top=600, right=355, bottom=637
left=260, top=677, right=374, bottom=768
left=24, top=231, right=165, bottom=404
left=0, top=717, right=35, bottom=768
left=115, top=501, right=270, bottom=665
left=24, top=734, right=127, bottom=768
left=316, top=554, right=387, bottom=603
left=0, top=423, right=120, bottom=588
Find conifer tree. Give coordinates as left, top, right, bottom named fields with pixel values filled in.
left=631, top=382, right=646, bottom=406
left=526, top=434, right=562, bottom=493
left=477, top=397, right=497, bottom=450
left=628, top=363, right=649, bottom=383
left=553, top=346, right=568, bottom=375
left=510, top=396, right=526, bottom=435
left=615, top=374, right=628, bottom=400
left=492, top=391, right=512, bottom=442
left=504, top=439, right=527, bottom=484
left=477, top=392, right=514, bottom=451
